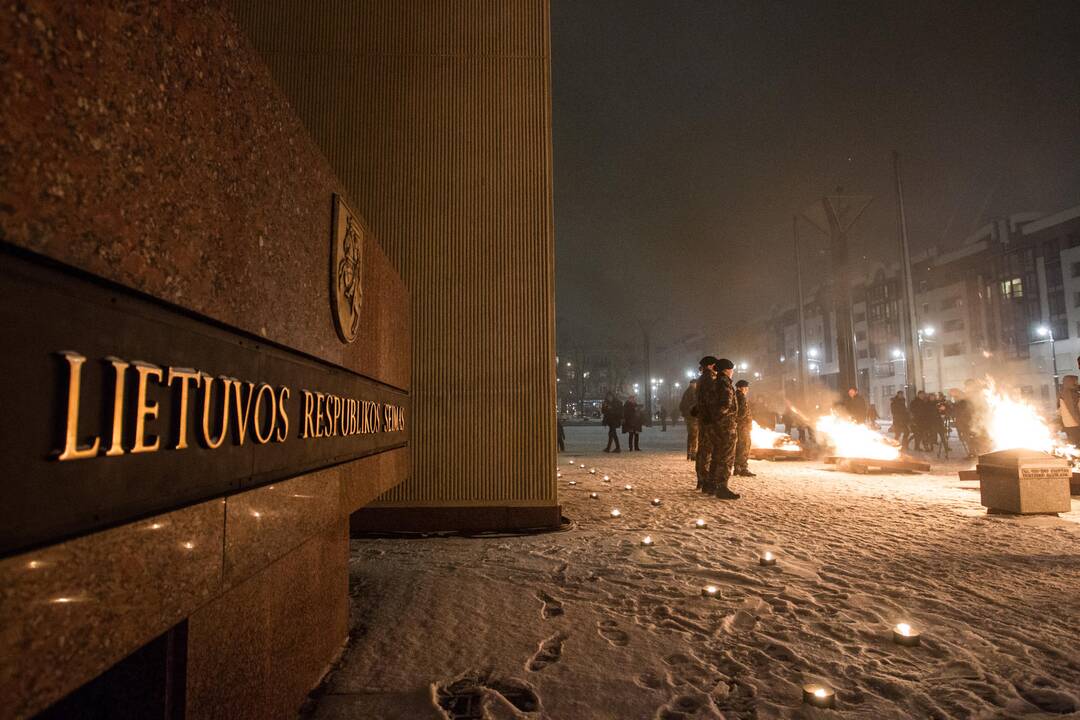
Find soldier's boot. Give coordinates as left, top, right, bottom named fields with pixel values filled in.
left=714, top=478, right=740, bottom=499
left=701, top=479, right=715, bottom=494
left=695, top=474, right=703, bottom=491
left=737, top=466, right=756, bottom=477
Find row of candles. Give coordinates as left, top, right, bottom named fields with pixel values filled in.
left=562, top=456, right=923, bottom=709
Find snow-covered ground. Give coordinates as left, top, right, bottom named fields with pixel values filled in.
left=308, top=425, right=1080, bottom=719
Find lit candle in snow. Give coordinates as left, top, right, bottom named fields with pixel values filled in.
left=892, top=622, right=922, bottom=646
left=589, top=492, right=598, bottom=499
left=602, top=475, right=610, bottom=482
left=701, top=585, right=719, bottom=597
left=802, top=684, right=835, bottom=708
left=694, top=518, right=707, bottom=528
left=641, top=536, right=653, bottom=546
left=759, top=551, right=776, bottom=566
left=651, top=498, right=661, bottom=506
left=610, top=509, right=621, bottom=518
left=624, top=484, right=633, bottom=491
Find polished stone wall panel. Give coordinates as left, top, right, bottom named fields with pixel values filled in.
left=0, top=0, right=409, bottom=391
left=0, top=0, right=409, bottom=716
left=223, top=468, right=340, bottom=587
left=186, top=520, right=349, bottom=720
left=340, top=446, right=411, bottom=516
left=0, top=500, right=224, bottom=719
left=229, top=0, right=557, bottom=512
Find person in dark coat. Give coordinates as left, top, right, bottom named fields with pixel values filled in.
left=933, top=392, right=951, bottom=457
left=557, top=417, right=565, bottom=452
left=679, top=379, right=699, bottom=461
left=700, top=358, right=740, bottom=499
left=733, top=380, right=756, bottom=477
left=601, top=392, right=622, bottom=453
left=842, top=388, right=868, bottom=424
left=622, top=394, right=643, bottom=451
left=889, top=391, right=909, bottom=444
left=910, top=390, right=935, bottom=451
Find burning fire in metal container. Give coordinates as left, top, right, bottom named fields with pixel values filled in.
left=750, top=421, right=801, bottom=452
left=816, top=413, right=900, bottom=461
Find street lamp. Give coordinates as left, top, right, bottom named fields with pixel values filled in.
left=916, top=327, right=939, bottom=391
left=1035, top=325, right=1059, bottom=396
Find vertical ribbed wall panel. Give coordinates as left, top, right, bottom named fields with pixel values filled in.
left=228, top=1, right=556, bottom=506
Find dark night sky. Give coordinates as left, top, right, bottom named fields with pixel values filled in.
left=551, top=0, right=1080, bottom=350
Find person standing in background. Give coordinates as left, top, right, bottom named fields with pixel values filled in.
left=890, top=391, right=909, bottom=444
left=601, top=392, right=622, bottom=453
left=622, top=394, right=642, bottom=451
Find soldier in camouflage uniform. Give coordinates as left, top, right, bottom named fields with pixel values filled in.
left=701, top=358, right=740, bottom=499
left=733, top=379, right=756, bottom=477
left=693, top=357, right=718, bottom=491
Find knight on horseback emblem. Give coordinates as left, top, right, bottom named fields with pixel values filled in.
left=330, top=194, right=365, bottom=343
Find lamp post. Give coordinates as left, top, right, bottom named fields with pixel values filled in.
left=1035, top=325, right=1059, bottom=397
left=917, top=326, right=940, bottom=392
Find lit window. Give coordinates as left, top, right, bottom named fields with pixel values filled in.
left=1000, top=277, right=1024, bottom=299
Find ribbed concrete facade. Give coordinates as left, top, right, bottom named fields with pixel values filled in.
left=229, top=1, right=557, bottom=523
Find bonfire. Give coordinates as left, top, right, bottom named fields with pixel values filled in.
left=750, top=421, right=801, bottom=453
left=815, top=412, right=900, bottom=462
left=981, top=379, right=1080, bottom=465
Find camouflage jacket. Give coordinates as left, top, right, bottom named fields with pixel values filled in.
left=735, top=391, right=752, bottom=428
left=698, top=372, right=737, bottom=425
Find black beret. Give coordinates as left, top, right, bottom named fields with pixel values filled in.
left=699, top=356, right=718, bottom=368
left=717, top=358, right=735, bottom=371
left=735, top=380, right=750, bottom=388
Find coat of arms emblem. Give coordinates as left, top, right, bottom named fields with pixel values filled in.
left=330, top=194, right=365, bottom=343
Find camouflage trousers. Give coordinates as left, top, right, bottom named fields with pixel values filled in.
left=695, top=423, right=711, bottom=481
left=734, top=422, right=752, bottom=469
left=686, top=419, right=699, bottom=460
left=700, top=419, right=737, bottom=481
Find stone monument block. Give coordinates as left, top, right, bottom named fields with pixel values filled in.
left=977, top=449, right=1072, bottom=515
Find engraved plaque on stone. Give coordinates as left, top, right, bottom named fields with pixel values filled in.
left=976, top=449, right=1072, bottom=515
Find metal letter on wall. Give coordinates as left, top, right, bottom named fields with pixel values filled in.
left=330, top=194, right=365, bottom=344
left=0, top=245, right=409, bottom=557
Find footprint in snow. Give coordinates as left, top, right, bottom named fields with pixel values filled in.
left=635, top=670, right=666, bottom=690
left=535, top=590, right=564, bottom=619
left=434, top=673, right=541, bottom=718
left=526, top=632, right=565, bottom=672
left=597, top=619, right=630, bottom=646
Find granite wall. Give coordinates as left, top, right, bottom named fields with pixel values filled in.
left=0, top=1, right=409, bottom=717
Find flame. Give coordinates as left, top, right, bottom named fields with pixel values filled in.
left=816, top=412, right=900, bottom=461
left=983, top=379, right=1080, bottom=462
left=750, top=421, right=801, bottom=452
